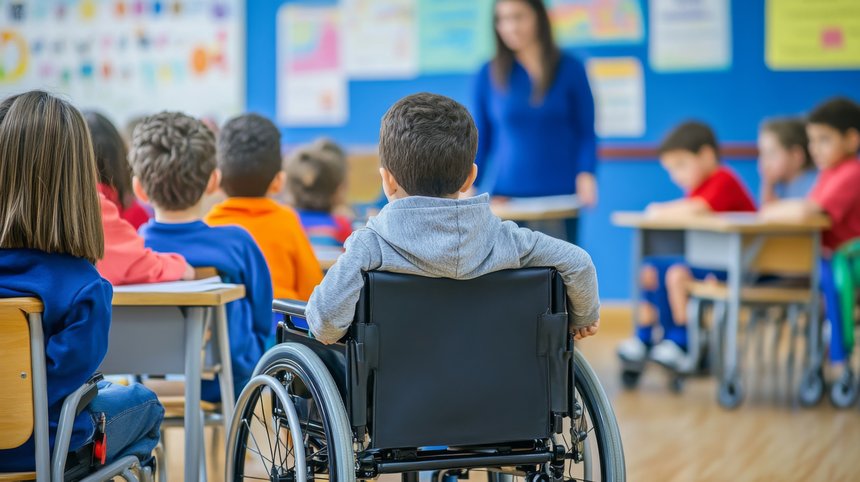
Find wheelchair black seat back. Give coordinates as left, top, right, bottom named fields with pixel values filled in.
left=227, top=268, right=625, bottom=481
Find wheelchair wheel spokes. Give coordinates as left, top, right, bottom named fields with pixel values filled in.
left=234, top=383, right=305, bottom=482
left=227, top=343, right=356, bottom=482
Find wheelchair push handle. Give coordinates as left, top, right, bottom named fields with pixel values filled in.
left=273, top=299, right=309, bottom=333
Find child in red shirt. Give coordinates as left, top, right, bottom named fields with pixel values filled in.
left=618, top=121, right=757, bottom=370
left=762, top=97, right=860, bottom=372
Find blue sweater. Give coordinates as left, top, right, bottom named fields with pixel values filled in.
left=0, top=249, right=113, bottom=471
left=140, top=221, right=273, bottom=400
left=472, top=54, right=597, bottom=197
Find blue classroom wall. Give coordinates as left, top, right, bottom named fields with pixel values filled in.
left=246, top=0, right=860, bottom=300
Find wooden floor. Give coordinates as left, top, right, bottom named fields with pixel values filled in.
left=165, top=307, right=860, bottom=481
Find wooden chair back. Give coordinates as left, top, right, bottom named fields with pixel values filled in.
left=0, top=298, right=41, bottom=450
left=748, top=235, right=815, bottom=276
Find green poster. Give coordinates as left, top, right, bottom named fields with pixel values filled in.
left=417, top=0, right=495, bottom=75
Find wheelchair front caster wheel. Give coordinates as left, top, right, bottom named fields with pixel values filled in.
left=830, top=368, right=859, bottom=408
left=798, top=368, right=824, bottom=407
left=717, top=375, right=743, bottom=409
left=621, top=369, right=641, bottom=390
left=525, top=473, right=550, bottom=482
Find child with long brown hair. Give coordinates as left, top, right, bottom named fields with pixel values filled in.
left=0, top=91, right=163, bottom=472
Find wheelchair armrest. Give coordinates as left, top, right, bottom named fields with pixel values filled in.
left=52, top=373, right=104, bottom=476
left=273, top=299, right=307, bottom=318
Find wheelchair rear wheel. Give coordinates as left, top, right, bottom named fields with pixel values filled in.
left=225, top=344, right=355, bottom=481
left=499, top=350, right=625, bottom=482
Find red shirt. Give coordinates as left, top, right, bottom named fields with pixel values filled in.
left=97, top=184, right=151, bottom=230
left=809, top=158, right=860, bottom=252
left=688, top=167, right=757, bottom=213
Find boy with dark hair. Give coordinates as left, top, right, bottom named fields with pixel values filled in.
left=763, top=96, right=860, bottom=370
left=306, top=92, right=600, bottom=344
left=618, top=121, right=757, bottom=370
left=130, top=111, right=274, bottom=400
left=205, top=113, right=324, bottom=300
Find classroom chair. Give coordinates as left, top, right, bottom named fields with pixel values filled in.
left=0, top=298, right=153, bottom=482
left=830, top=238, right=860, bottom=408
left=682, top=235, right=824, bottom=409
left=225, top=268, right=626, bottom=482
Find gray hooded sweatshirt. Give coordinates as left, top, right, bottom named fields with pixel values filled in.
left=306, top=194, right=599, bottom=344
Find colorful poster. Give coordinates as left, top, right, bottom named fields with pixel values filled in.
left=586, top=57, right=644, bottom=138
left=343, top=0, right=417, bottom=79
left=277, top=4, right=347, bottom=126
left=549, top=0, right=644, bottom=47
left=417, top=0, right=494, bottom=75
left=0, top=0, right=244, bottom=125
left=766, top=0, right=860, bottom=70
left=649, top=0, right=731, bottom=72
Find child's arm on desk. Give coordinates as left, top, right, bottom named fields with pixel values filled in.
left=759, top=199, right=822, bottom=222
left=306, top=230, right=382, bottom=344
left=645, top=198, right=711, bottom=217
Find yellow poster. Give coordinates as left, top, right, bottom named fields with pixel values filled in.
left=766, top=0, right=860, bottom=70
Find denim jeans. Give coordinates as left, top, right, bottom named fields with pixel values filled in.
left=82, top=381, right=164, bottom=466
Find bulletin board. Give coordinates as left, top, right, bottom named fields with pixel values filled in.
left=246, top=0, right=860, bottom=147
left=0, top=0, right=245, bottom=125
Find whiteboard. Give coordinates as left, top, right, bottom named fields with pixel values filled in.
left=0, top=0, right=244, bottom=126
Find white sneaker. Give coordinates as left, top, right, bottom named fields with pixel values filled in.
left=617, top=337, right=648, bottom=364
left=650, top=340, right=686, bottom=370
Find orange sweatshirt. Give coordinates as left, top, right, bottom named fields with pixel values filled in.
left=205, top=198, right=324, bottom=300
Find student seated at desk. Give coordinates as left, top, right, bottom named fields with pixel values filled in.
left=617, top=121, right=756, bottom=370
left=285, top=138, right=354, bottom=247
left=762, top=97, right=860, bottom=372
left=205, top=114, right=323, bottom=301
left=85, top=111, right=152, bottom=229
left=759, top=117, right=818, bottom=204
left=130, top=112, right=274, bottom=401
left=305, top=93, right=600, bottom=344
left=0, top=91, right=163, bottom=472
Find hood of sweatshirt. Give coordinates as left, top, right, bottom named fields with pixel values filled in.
left=364, top=194, right=504, bottom=278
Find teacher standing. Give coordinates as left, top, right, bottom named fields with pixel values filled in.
left=472, top=0, right=598, bottom=240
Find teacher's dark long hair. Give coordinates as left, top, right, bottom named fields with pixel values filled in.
left=492, top=0, right=560, bottom=102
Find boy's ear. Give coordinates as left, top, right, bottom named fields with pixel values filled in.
left=205, top=169, right=222, bottom=195
left=846, top=128, right=860, bottom=153
left=379, top=167, right=398, bottom=198
left=132, top=177, right=150, bottom=204
left=698, top=146, right=719, bottom=165
left=459, top=164, right=479, bottom=193
left=267, top=171, right=287, bottom=196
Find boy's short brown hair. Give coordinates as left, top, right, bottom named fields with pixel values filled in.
left=379, top=93, right=478, bottom=197
left=0, top=90, right=104, bottom=263
left=808, top=97, right=860, bottom=135
left=217, top=113, right=282, bottom=197
left=285, top=138, right=347, bottom=212
left=658, top=121, right=720, bottom=158
left=129, top=111, right=216, bottom=211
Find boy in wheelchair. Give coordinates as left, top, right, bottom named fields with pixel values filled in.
left=225, top=93, right=622, bottom=482
left=306, top=92, right=600, bottom=344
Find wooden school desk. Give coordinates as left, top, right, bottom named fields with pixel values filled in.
left=101, top=284, right=245, bottom=482
left=612, top=212, right=830, bottom=402
left=492, top=195, right=580, bottom=241
left=314, top=245, right=344, bottom=271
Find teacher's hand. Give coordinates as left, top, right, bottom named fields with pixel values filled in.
left=576, top=172, right=598, bottom=207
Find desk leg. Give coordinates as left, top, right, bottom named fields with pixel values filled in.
left=185, top=307, right=205, bottom=482
left=798, top=231, right=825, bottom=407
left=718, top=234, right=744, bottom=408
left=216, top=304, right=235, bottom=424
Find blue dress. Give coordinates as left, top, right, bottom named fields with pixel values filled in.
left=472, top=53, right=597, bottom=197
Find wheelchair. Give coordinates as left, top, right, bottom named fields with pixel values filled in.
left=225, top=268, right=625, bottom=481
